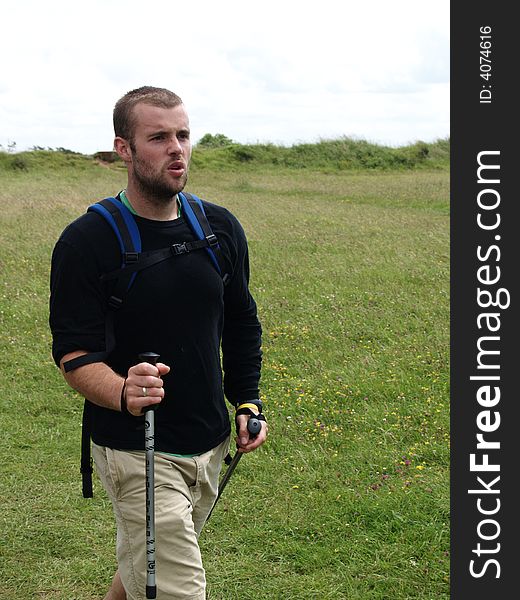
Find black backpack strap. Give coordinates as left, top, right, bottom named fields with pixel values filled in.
left=64, top=197, right=142, bottom=497
left=99, top=237, right=213, bottom=282
left=80, top=400, right=94, bottom=498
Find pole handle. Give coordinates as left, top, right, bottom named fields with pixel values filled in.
left=138, top=352, right=160, bottom=366
left=247, top=417, right=261, bottom=437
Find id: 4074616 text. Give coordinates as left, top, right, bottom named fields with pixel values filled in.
left=479, top=26, right=492, bottom=104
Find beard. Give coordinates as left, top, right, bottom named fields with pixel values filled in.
left=132, top=153, right=188, bottom=205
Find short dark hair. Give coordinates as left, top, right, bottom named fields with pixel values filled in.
left=113, top=86, right=183, bottom=141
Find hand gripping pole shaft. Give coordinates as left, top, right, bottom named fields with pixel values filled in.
left=138, top=352, right=160, bottom=600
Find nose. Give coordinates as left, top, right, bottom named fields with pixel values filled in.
left=167, top=136, right=183, bottom=156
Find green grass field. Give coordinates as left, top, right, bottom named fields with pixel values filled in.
left=0, top=151, right=449, bottom=599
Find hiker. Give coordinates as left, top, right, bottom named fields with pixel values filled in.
left=49, top=86, right=266, bottom=600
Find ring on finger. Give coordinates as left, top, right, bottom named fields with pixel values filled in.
left=142, top=387, right=147, bottom=397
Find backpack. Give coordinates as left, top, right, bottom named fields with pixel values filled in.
left=63, top=191, right=230, bottom=497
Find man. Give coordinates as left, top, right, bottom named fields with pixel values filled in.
left=49, top=86, right=266, bottom=600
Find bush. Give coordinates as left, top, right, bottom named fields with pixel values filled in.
left=192, top=136, right=449, bottom=171
left=0, top=149, right=97, bottom=173
left=196, top=133, right=235, bottom=148
left=10, top=156, right=29, bottom=171
left=1, top=137, right=450, bottom=175
left=93, top=151, right=120, bottom=164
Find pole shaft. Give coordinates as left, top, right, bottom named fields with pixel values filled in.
left=145, top=409, right=156, bottom=598
left=139, top=352, right=160, bottom=600
left=206, top=417, right=261, bottom=522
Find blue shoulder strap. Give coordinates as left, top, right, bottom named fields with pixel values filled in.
left=179, top=192, right=223, bottom=275
left=64, top=197, right=142, bottom=375
left=85, top=194, right=229, bottom=288
left=88, top=197, right=142, bottom=261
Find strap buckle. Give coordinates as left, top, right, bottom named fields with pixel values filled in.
left=108, top=295, right=123, bottom=310
left=206, top=234, right=218, bottom=248
left=171, top=242, right=188, bottom=255
left=124, top=251, right=139, bottom=264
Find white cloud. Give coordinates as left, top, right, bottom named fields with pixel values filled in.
left=0, top=0, right=449, bottom=153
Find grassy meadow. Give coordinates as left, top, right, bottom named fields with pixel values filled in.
left=0, top=143, right=449, bottom=599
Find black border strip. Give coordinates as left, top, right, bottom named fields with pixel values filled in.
left=451, top=3, right=518, bottom=597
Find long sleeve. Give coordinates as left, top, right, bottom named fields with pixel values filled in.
left=221, top=222, right=262, bottom=405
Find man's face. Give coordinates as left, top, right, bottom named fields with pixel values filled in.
left=128, top=103, right=192, bottom=201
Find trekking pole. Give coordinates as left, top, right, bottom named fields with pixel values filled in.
left=138, top=352, right=161, bottom=600
left=206, top=417, right=261, bottom=522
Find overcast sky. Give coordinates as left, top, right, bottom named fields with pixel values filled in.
left=1, top=0, right=449, bottom=155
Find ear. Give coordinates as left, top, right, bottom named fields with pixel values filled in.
left=114, top=137, right=132, bottom=163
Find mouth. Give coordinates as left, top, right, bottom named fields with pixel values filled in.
left=167, top=161, right=186, bottom=177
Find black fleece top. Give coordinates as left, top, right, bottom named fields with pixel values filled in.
left=49, top=194, right=262, bottom=455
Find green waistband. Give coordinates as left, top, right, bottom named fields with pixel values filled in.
left=159, top=451, right=204, bottom=458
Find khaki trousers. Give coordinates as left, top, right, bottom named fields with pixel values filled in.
left=92, top=437, right=230, bottom=600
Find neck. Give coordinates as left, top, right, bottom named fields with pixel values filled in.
left=124, top=183, right=179, bottom=221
